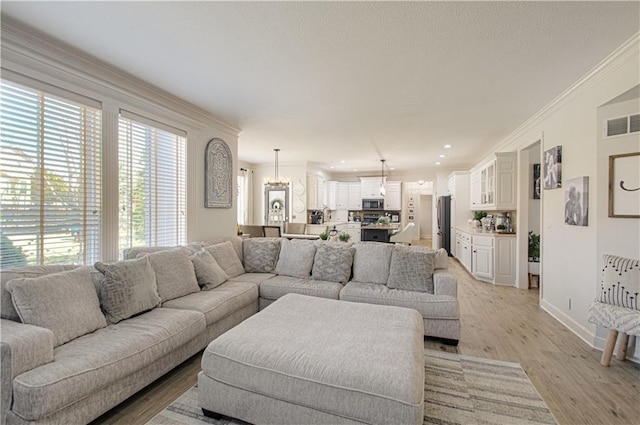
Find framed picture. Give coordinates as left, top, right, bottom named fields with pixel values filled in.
left=533, top=164, right=541, bottom=199
left=564, top=177, right=589, bottom=226
left=609, top=152, right=640, bottom=218
left=205, top=138, right=233, bottom=208
left=543, top=146, right=562, bottom=190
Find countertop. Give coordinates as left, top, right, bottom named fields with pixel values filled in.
left=361, top=224, right=400, bottom=231
left=457, top=227, right=516, bottom=236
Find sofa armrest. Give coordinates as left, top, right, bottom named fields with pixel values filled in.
left=433, top=270, right=457, bottom=296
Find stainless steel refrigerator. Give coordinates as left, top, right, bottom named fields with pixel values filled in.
left=437, top=195, right=452, bottom=256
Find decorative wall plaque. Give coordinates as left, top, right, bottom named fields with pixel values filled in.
left=205, top=138, right=232, bottom=208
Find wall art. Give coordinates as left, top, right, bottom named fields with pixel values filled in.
left=533, top=163, right=541, bottom=199
left=205, top=138, right=232, bottom=208
left=609, top=152, right=640, bottom=218
left=543, top=146, right=562, bottom=190
left=564, top=176, right=589, bottom=226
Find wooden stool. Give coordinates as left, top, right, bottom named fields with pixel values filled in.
left=600, top=330, right=630, bottom=366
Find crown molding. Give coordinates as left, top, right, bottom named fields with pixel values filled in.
left=0, top=16, right=240, bottom=135
left=492, top=32, right=640, bottom=154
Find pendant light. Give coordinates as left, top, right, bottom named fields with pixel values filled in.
left=379, top=159, right=386, bottom=196
left=265, top=148, right=288, bottom=187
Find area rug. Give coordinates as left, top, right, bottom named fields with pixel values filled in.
left=148, top=349, right=557, bottom=425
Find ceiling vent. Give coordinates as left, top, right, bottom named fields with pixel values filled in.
left=606, top=114, right=640, bottom=137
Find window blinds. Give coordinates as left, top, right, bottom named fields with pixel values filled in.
left=0, top=79, right=102, bottom=267
left=118, top=113, right=186, bottom=253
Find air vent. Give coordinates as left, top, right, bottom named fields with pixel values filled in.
left=606, top=113, right=640, bottom=137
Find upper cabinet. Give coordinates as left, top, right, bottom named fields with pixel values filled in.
left=347, top=182, right=362, bottom=210
left=470, top=152, right=516, bottom=211
left=360, top=177, right=386, bottom=199
left=307, top=175, right=326, bottom=209
left=385, top=181, right=402, bottom=210
left=327, top=181, right=350, bottom=210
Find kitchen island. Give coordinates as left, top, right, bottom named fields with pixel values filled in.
left=360, top=224, right=400, bottom=243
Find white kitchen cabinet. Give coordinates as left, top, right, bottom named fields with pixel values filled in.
left=347, top=222, right=361, bottom=242
left=307, top=176, right=326, bottom=210
left=326, top=181, right=338, bottom=209
left=455, top=229, right=473, bottom=273
left=348, top=182, right=361, bottom=210
left=448, top=171, right=469, bottom=257
left=385, top=181, right=402, bottom=210
left=471, top=236, right=494, bottom=280
left=494, top=236, right=516, bottom=284
left=469, top=152, right=516, bottom=211
left=317, top=178, right=326, bottom=208
left=360, top=177, right=385, bottom=199
left=456, top=228, right=515, bottom=285
left=337, top=182, right=349, bottom=210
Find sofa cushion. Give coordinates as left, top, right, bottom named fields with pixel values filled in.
left=95, top=257, right=161, bottom=324
left=138, top=249, right=200, bottom=302
left=121, top=246, right=171, bottom=260
left=203, top=236, right=244, bottom=263
left=6, top=267, right=107, bottom=347
left=352, top=242, right=394, bottom=284
left=435, top=248, right=449, bottom=269
left=162, top=280, right=258, bottom=326
left=387, top=246, right=435, bottom=293
left=1, top=265, right=79, bottom=322
left=205, top=241, right=245, bottom=278
left=274, top=239, right=316, bottom=278
left=243, top=238, right=281, bottom=273
left=311, top=244, right=355, bottom=284
left=229, top=272, right=276, bottom=285
left=340, top=281, right=459, bottom=320
left=190, top=249, right=229, bottom=290
left=259, top=275, right=342, bottom=301
left=597, top=254, right=640, bottom=311
left=11, top=307, right=205, bottom=421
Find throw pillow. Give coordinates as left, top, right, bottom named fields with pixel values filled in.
left=597, top=254, right=640, bottom=310
left=387, top=246, right=436, bottom=293
left=243, top=238, right=281, bottom=273
left=190, top=249, right=229, bottom=290
left=137, top=249, right=200, bottom=302
left=274, top=239, right=317, bottom=278
left=311, top=244, right=355, bottom=284
left=6, top=267, right=107, bottom=347
left=95, top=257, right=161, bottom=324
left=352, top=242, right=394, bottom=284
left=435, top=248, right=449, bottom=269
left=205, top=241, right=245, bottom=278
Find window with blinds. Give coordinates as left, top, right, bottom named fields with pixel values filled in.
left=0, top=79, right=102, bottom=267
left=118, top=112, right=186, bottom=254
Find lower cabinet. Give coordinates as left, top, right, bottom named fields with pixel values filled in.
left=455, top=228, right=515, bottom=285
left=346, top=223, right=361, bottom=242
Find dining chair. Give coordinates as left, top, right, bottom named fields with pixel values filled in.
left=262, top=225, right=282, bottom=238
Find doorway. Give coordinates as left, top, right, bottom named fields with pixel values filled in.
left=419, top=195, right=433, bottom=244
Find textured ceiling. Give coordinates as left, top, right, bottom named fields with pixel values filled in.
left=2, top=1, right=639, bottom=175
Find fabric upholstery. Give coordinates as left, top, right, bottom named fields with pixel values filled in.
left=340, top=281, right=460, bottom=320
left=229, top=272, right=276, bottom=285
left=259, top=275, right=342, bottom=301
left=121, top=246, right=171, bottom=260
left=205, top=241, right=245, bottom=278
left=311, top=244, right=355, bottom=283
left=243, top=238, right=281, bottom=273
left=587, top=302, right=640, bottom=336
left=190, top=249, right=229, bottom=290
left=435, top=248, right=449, bottom=269
left=597, top=254, right=639, bottom=311
left=0, top=319, right=54, bottom=379
left=274, top=238, right=316, bottom=278
left=162, top=280, right=258, bottom=326
left=94, top=257, right=161, bottom=324
left=11, top=308, right=205, bottom=421
left=433, top=270, right=458, bottom=296
left=201, top=236, right=244, bottom=263
left=6, top=267, right=107, bottom=347
left=387, top=246, right=435, bottom=293
left=352, top=242, right=394, bottom=284
left=138, top=249, right=200, bottom=302
left=200, top=294, right=424, bottom=425
left=1, top=264, right=79, bottom=322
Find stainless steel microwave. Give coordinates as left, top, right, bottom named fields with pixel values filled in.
left=362, top=199, right=384, bottom=210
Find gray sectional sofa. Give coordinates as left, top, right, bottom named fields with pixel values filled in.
left=0, top=236, right=459, bottom=425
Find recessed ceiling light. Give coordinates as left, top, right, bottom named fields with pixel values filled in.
left=390, top=167, right=395, bottom=170
left=435, top=162, right=441, bottom=165
left=340, top=160, right=346, bottom=164
left=330, top=166, right=334, bottom=169
left=353, top=168, right=358, bottom=171
left=444, top=144, right=452, bottom=149
left=439, top=154, right=445, bottom=158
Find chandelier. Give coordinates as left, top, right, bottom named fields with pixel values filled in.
left=265, top=148, right=289, bottom=187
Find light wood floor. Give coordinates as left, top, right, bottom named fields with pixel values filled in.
left=92, top=242, right=640, bottom=425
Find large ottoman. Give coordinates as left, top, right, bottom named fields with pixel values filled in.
left=198, top=293, right=425, bottom=425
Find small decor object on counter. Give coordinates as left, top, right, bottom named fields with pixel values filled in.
left=205, top=138, right=233, bottom=208
left=338, top=232, right=352, bottom=242
left=472, top=211, right=486, bottom=228
left=565, top=176, right=589, bottom=226
left=543, top=146, right=562, bottom=190
left=318, top=231, right=329, bottom=241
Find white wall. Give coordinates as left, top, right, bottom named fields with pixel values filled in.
left=419, top=195, right=433, bottom=237
left=497, top=35, right=639, bottom=352
left=528, top=142, right=542, bottom=236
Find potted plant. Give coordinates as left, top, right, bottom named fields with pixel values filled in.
left=338, top=232, right=352, bottom=242
left=319, top=231, right=329, bottom=241
left=472, top=211, right=486, bottom=227
left=528, top=231, right=540, bottom=274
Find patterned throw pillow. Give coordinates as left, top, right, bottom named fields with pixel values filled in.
left=243, top=238, right=281, bottom=273
left=6, top=267, right=107, bottom=347
left=137, top=249, right=200, bottom=302
left=274, top=239, right=317, bottom=278
left=95, top=257, right=161, bottom=324
left=205, top=241, right=245, bottom=278
left=597, top=254, right=639, bottom=311
left=387, top=246, right=436, bottom=293
left=190, top=249, right=229, bottom=290
left=311, top=244, right=355, bottom=284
